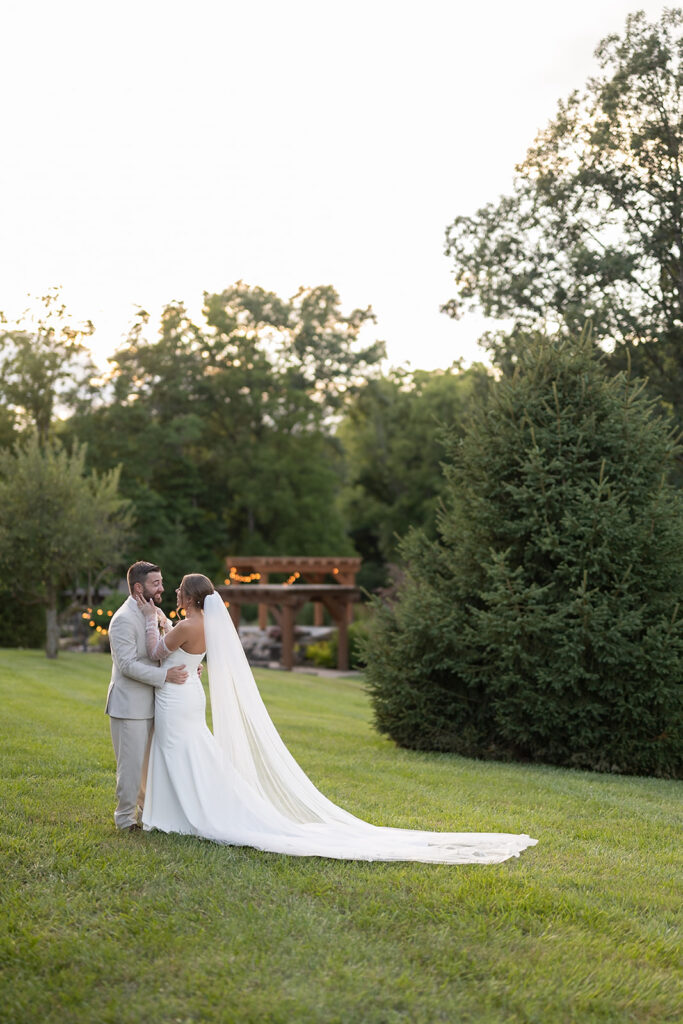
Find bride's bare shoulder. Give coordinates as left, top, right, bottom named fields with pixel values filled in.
left=172, top=615, right=206, bottom=653
left=172, top=613, right=202, bottom=629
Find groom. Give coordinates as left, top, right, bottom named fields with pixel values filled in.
left=105, top=561, right=188, bottom=831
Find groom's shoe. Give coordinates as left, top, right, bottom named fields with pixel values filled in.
left=125, top=823, right=142, bottom=832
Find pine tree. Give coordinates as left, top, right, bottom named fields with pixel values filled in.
left=365, top=333, right=683, bottom=777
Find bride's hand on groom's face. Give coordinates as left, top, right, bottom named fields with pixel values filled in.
left=134, top=592, right=157, bottom=618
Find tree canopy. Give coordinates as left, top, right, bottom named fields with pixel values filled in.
left=443, top=9, right=683, bottom=410
left=63, top=283, right=382, bottom=580
left=0, top=289, right=97, bottom=445
left=0, top=436, right=132, bottom=657
left=338, top=364, right=491, bottom=588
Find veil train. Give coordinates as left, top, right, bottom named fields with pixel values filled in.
left=203, top=593, right=538, bottom=864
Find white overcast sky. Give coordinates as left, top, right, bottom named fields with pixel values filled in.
left=0, top=1, right=672, bottom=371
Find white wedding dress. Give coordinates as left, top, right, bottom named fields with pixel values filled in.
left=142, top=593, right=538, bottom=863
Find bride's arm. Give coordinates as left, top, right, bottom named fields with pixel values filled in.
left=136, top=596, right=187, bottom=662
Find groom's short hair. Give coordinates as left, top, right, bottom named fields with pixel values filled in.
left=127, top=561, right=161, bottom=593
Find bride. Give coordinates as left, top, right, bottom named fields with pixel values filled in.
left=137, top=573, right=537, bottom=864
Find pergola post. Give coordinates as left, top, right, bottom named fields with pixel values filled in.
left=337, top=571, right=356, bottom=623
left=281, top=604, right=295, bottom=671
left=258, top=572, right=269, bottom=629
left=318, top=592, right=350, bottom=672
left=301, top=571, right=326, bottom=627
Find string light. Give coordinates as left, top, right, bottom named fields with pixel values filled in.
left=83, top=606, right=121, bottom=637
left=283, top=571, right=300, bottom=586
left=227, top=567, right=262, bottom=583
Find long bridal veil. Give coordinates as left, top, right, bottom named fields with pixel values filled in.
left=203, top=593, right=537, bottom=863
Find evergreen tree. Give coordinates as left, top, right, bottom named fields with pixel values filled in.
left=365, top=333, right=683, bottom=777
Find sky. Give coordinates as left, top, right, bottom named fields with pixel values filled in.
left=0, top=0, right=673, bottom=372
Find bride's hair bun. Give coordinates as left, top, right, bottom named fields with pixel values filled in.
left=179, top=574, right=215, bottom=610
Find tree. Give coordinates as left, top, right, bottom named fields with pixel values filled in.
left=0, top=436, right=132, bottom=657
left=443, top=10, right=683, bottom=410
left=337, top=364, right=491, bottom=589
left=364, top=333, right=683, bottom=778
left=202, top=282, right=384, bottom=424
left=65, top=283, right=379, bottom=573
left=0, top=289, right=98, bottom=445
left=68, top=301, right=221, bottom=581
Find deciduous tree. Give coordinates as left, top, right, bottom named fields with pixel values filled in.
left=0, top=436, right=132, bottom=657
left=0, top=289, right=97, bottom=445
left=338, top=364, right=490, bottom=588
left=443, top=10, right=683, bottom=411
left=67, top=283, right=379, bottom=573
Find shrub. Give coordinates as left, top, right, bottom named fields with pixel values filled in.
left=306, top=640, right=335, bottom=668
left=306, top=620, right=371, bottom=670
left=364, top=333, right=683, bottom=777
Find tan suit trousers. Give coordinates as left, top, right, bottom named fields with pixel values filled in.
left=109, top=717, right=154, bottom=829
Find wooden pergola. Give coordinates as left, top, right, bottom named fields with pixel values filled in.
left=219, top=556, right=362, bottom=671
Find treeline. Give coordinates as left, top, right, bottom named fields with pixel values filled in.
left=0, top=283, right=490, bottom=645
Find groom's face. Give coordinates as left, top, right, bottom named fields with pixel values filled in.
left=140, top=571, right=164, bottom=605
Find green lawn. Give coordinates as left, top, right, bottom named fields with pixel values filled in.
left=0, top=650, right=680, bottom=1024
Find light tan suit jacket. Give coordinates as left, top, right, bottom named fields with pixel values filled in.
left=105, top=596, right=168, bottom=719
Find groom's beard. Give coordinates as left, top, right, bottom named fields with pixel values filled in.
left=142, top=586, right=163, bottom=605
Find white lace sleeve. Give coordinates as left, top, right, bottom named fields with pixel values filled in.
left=145, top=617, right=171, bottom=662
